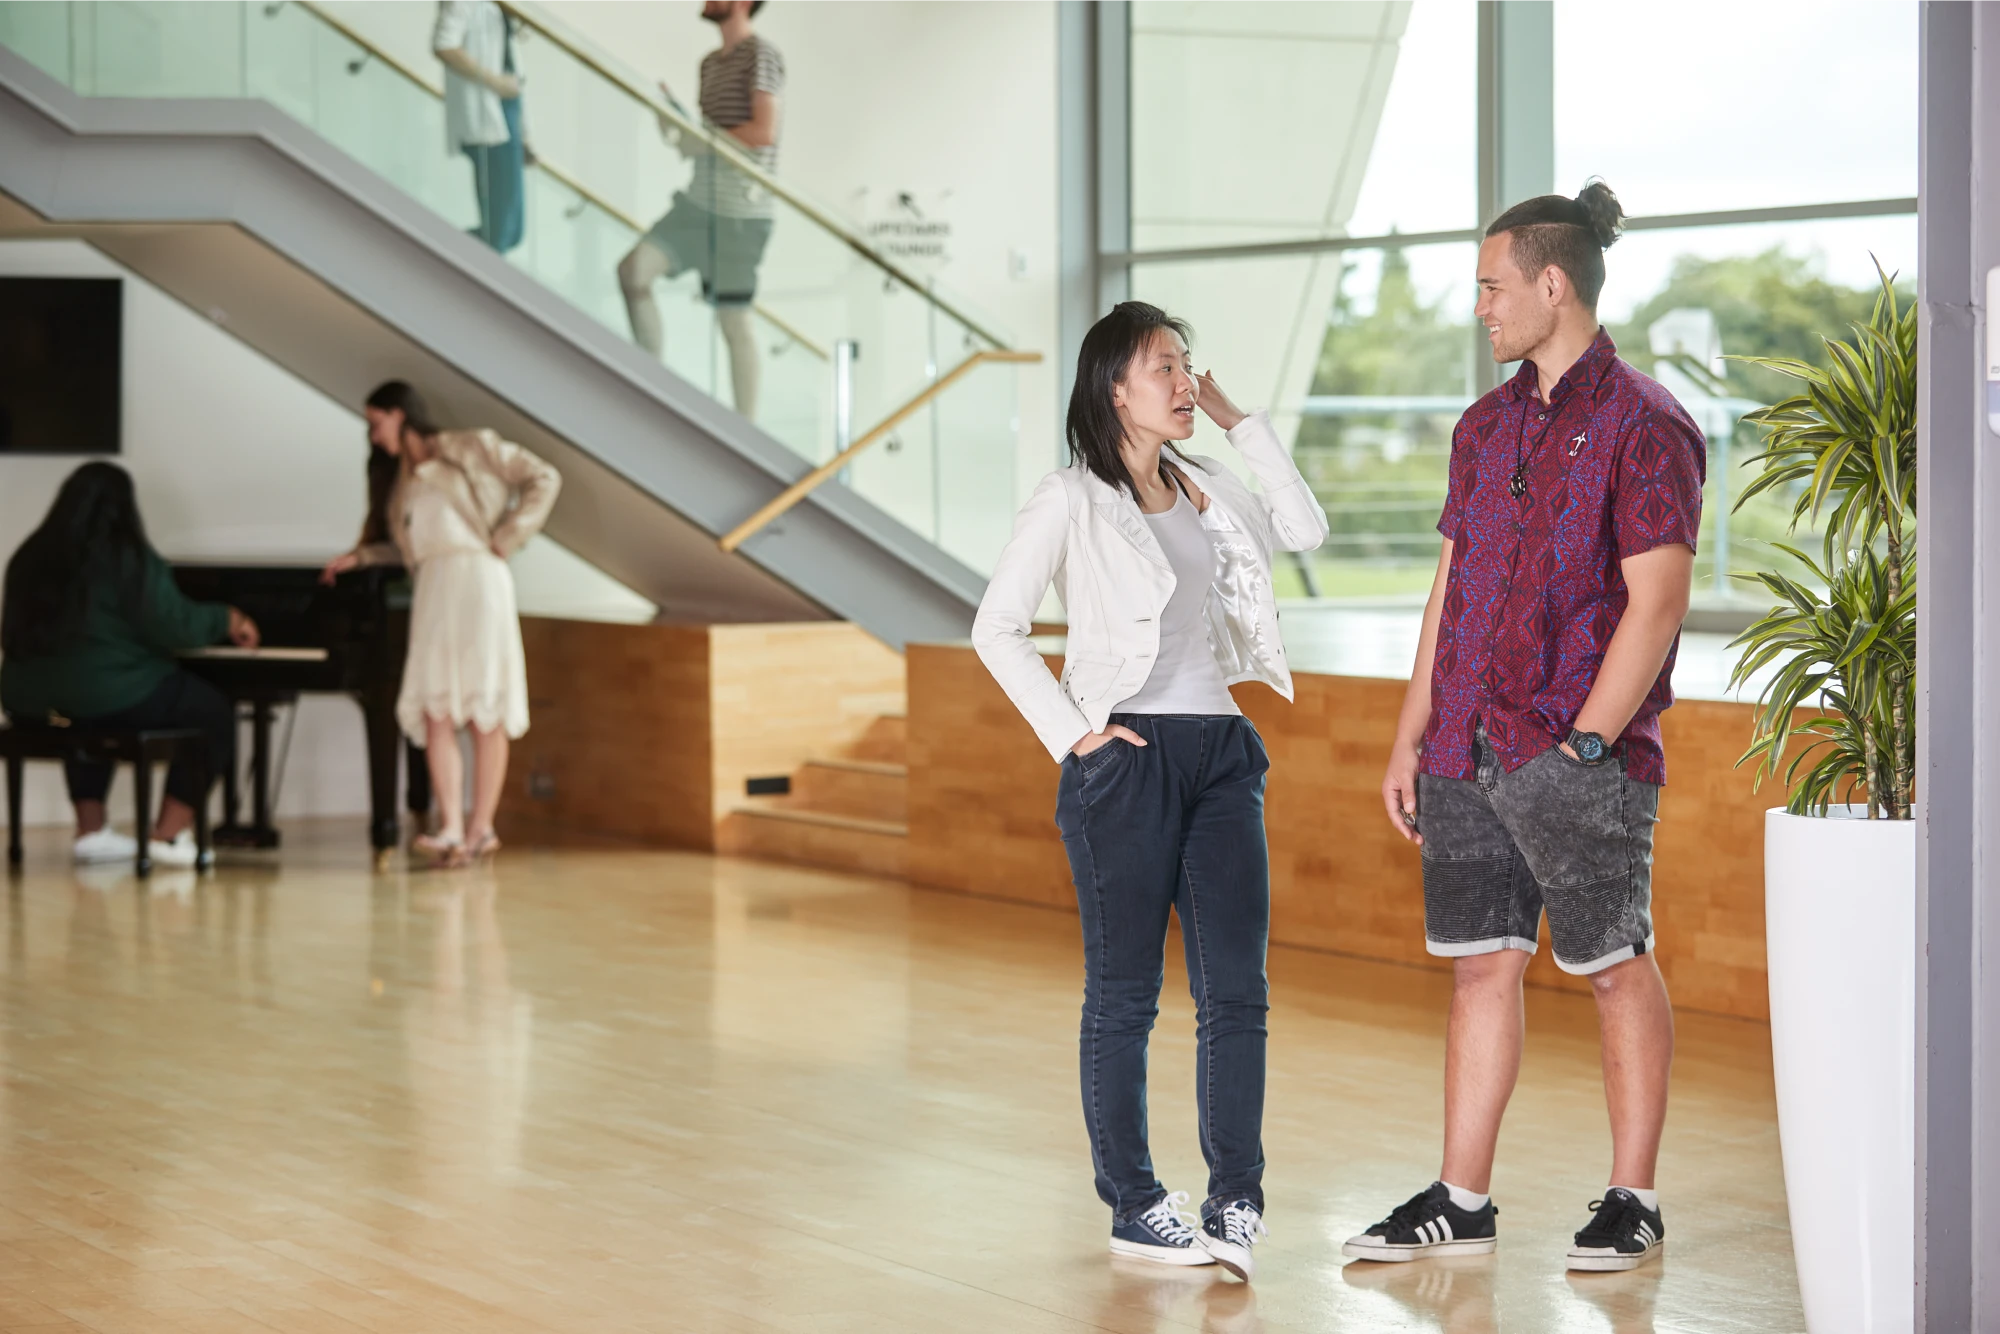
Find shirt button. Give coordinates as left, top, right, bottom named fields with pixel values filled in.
left=1538, top=413, right=1547, bottom=421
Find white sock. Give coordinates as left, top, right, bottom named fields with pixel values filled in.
left=1441, top=1180, right=1490, bottom=1211
left=1613, top=1185, right=1659, bottom=1210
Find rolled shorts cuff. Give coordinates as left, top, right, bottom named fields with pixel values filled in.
left=1553, top=934, right=1657, bottom=976
left=1425, top=934, right=1539, bottom=960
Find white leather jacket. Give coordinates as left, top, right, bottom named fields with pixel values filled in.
left=972, top=410, right=1329, bottom=762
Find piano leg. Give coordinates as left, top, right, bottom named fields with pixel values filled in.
left=363, top=694, right=403, bottom=853
left=214, top=695, right=283, bottom=849
left=405, top=738, right=431, bottom=822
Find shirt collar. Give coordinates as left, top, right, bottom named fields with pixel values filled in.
left=1504, top=327, right=1618, bottom=404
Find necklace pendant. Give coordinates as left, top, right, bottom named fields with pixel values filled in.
left=1508, top=469, right=1527, bottom=499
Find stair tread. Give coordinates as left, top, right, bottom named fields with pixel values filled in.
left=733, top=807, right=908, bottom=837
left=801, top=758, right=907, bottom=777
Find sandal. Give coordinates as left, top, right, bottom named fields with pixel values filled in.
left=413, top=832, right=463, bottom=865
left=443, top=831, right=502, bottom=869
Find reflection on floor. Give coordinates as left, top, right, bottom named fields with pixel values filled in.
left=0, top=823, right=1802, bottom=1332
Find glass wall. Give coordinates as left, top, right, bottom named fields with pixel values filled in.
left=1119, top=0, right=1918, bottom=607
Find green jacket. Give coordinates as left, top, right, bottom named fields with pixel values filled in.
left=0, top=548, right=229, bottom=721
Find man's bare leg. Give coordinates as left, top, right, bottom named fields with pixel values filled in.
left=617, top=239, right=672, bottom=358
left=1439, top=948, right=1530, bottom=1193
left=1590, top=953, right=1674, bottom=1188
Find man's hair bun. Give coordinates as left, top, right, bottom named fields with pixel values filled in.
left=1573, top=179, right=1624, bottom=250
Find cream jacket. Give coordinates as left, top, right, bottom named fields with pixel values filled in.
left=356, top=429, right=561, bottom=568
left=972, top=411, right=1328, bottom=763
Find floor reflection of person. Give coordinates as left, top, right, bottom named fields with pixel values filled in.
left=1, top=463, right=257, bottom=868
left=618, top=0, right=783, bottom=421
left=973, top=303, right=1329, bottom=1281
left=321, top=383, right=559, bottom=867
left=434, top=0, right=526, bottom=254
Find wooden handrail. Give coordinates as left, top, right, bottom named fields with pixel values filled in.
left=718, top=350, right=1043, bottom=554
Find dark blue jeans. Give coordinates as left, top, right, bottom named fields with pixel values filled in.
left=1054, top=713, right=1271, bottom=1224
left=465, top=93, right=525, bottom=254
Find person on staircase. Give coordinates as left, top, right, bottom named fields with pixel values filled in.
left=972, top=301, right=1329, bottom=1282
left=320, top=382, right=559, bottom=867
left=435, top=0, right=528, bottom=254
left=618, top=0, right=784, bottom=422
left=1, top=462, right=256, bottom=868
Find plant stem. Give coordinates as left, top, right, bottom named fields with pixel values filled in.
left=1885, top=511, right=1912, bottom=820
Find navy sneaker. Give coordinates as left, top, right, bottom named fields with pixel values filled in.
left=1110, top=1191, right=1216, bottom=1266
left=1566, top=1188, right=1665, bottom=1271
left=1342, top=1182, right=1499, bottom=1262
left=1201, top=1197, right=1267, bottom=1280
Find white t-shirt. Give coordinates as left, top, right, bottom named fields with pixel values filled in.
left=434, top=1, right=512, bottom=150
left=1114, top=487, right=1241, bottom=717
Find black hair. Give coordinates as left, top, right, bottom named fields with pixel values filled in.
left=364, top=379, right=442, bottom=437
left=1, top=461, right=151, bottom=659
left=1066, top=301, right=1198, bottom=497
left=1485, top=179, right=1624, bottom=309
left=750, top=1, right=766, bottom=14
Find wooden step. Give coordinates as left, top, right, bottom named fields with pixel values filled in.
left=718, top=807, right=907, bottom=878
left=845, top=714, right=906, bottom=765
left=791, top=759, right=907, bottom=822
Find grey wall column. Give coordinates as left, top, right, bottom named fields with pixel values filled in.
left=1475, top=0, right=1552, bottom=390
left=1476, top=0, right=1553, bottom=224
left=1916, top=1, right=2000, bottom=1327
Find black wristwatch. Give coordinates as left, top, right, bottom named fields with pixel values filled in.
left=1566, top=728, right=1611, bottom=765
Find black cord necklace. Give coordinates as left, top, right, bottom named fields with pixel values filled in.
left=1509, top=399, right=1537, bottom=499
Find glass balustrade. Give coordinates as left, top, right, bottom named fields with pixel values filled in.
left=0, top=0, right=1028, bottom=572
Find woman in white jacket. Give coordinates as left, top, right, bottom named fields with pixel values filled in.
left=972, top=302, right=1327, bottom=1281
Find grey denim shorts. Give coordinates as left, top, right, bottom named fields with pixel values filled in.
left=1416, top=726, right=1661, bottom=975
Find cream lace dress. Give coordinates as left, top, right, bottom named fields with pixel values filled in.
left=395, top=459, right=530, bottom=745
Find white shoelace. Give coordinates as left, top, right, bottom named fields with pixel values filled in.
left=1215, top=1201, right=1268, bottom=1250
left=1139, top=1191, right=1203, bottom=1246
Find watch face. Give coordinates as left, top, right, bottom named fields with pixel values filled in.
left=1577, top=734, right=1605, bottom=762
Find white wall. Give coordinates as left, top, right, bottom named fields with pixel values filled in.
left=0, top=239, right=651, bottom=829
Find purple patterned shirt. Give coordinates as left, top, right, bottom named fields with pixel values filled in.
left=1421, top=329, right=1706, bottom=786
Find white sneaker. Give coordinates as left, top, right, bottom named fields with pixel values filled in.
left=73, top=827, right=138, bottom=864
left=146, top=831, right=203, bottom=869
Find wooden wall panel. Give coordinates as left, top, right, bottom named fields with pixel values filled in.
left=905, top=643, right=1790, bottom=1021
left=500, top=618, right=714, bottom=848
left=709, top=623, right=907, bottom=827
left=905, top=644, right=1071, bottom=907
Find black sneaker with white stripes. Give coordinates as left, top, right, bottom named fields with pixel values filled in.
left=1566, top=1188, right=1665, bottom=1271
left=1341, top=1182, right=1498, bottom=1262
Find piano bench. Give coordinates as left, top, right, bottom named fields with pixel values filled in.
left=0, top=725, right=213, bottom=877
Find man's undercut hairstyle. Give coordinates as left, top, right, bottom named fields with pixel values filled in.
left=1485, top=179, right=1624, bottom=310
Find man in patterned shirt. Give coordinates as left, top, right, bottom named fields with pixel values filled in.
left=617, top=1, right=784, bottom=422
left=1344, top=183, right=1705, bottom=1274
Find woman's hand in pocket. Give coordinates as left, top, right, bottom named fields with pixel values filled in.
left=1072, top=724, right=1147, bottom=758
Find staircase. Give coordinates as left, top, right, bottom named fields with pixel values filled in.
left=719, top=715, right=909, bottom=877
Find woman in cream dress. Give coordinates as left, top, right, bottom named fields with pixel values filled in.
left=322, top=382, right=560, bottom=865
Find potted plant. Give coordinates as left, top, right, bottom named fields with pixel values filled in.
left=1726, top=263, right=1915, bottom=1334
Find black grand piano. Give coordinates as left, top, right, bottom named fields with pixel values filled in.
left=172, top=564, right=429, bottom=852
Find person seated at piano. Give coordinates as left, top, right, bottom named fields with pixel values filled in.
left=320, top=382, right=559, bottom=867
left=0, top=462, right=259, bottom=868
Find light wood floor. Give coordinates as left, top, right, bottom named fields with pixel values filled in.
left=0, top=823, right=1802, bottom=1333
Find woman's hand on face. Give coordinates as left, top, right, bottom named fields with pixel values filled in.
left=1193, top=370, right=1247, bottom=433
left=1071, top=723, right=1147, bottom=758
left=319, top=551, right=360, bottom=586
left=227, top=607, right=261, bottom=650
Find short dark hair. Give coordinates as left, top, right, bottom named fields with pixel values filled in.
left=749, top=1, right=766, bottom=14
left=1485, top=179, right=1624, bottom=309
left=1066, top=301, right=1199, bottom=497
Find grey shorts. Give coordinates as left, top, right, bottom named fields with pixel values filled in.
left=1417, top=727, right=1661, bottom=975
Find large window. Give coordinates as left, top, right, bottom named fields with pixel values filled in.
left=1114, top=0, right=1918, bottom=608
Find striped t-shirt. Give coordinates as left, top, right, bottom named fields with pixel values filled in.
left=685, top=35, right=785, bottom=220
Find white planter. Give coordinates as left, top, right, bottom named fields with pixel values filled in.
left=1765, top=806, right=1916, bottom=1334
